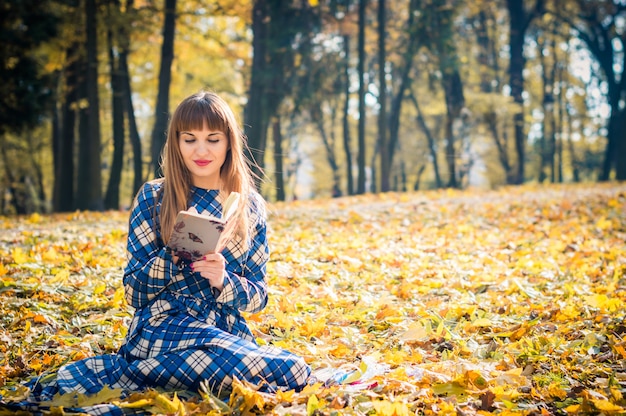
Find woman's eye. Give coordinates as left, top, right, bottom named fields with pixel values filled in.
left=184, top=138, right=195, bottom=143
left=208, top=139, right=220, bottom=144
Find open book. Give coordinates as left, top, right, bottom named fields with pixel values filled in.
left=169, top=192, right=240, bottom=262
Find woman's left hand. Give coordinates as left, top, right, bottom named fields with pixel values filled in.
left=191, top=252, right=226, bottom=292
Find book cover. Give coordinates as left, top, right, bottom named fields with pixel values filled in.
left=169, top=192, right=240, bottom=262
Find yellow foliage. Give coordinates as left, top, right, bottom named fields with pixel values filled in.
left=372, top=399, right=410, bottom=416
left=10, top=247, right=29, bottom=264
left=1, top=184, right=625, bottom=415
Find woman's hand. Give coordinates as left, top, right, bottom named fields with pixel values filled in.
left=191, top=252, right=226, bottom=292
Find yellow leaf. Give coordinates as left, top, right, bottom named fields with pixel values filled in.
left=51, top=268, right=70, bottom=284
left=0, top=262, right=7, bottom=276
left=373, top=399, right=410, bottom=416
left=307, top=394, right=319, bottom=416
left=615, top=344, right=626, bottom=359
left=118, top=398, right=153, bottom=409
left=276, top=389, right=295, bottom=402
left=330, top=343, right=352, bottom=358
left=471, top=318, right=492, bottom=328
left=107, top=286, right=126, bottom=308
left=399, top=323, right=428, bottom=342
left=595, top=217, right=612, bottom=230
left=27, top=213, right=42, bottom=224
left=11, top=247, right=29, bottom=264
left=42, top=247, right=59, bottom=263
left=93, top=281, right=107, bottom=295
left=585, top=294, right=622, bottom=312
left=546, top=382, right=567, bottom=400
left=154, top=392, right=185, bottom=415
left=299, top=383, right=321, bottom=396
left=564, top=404, right=581, bottom=413
left=592, top=398, right=624, bottom=413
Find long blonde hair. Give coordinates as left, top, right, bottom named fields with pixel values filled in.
left=158, top=91, right=262, bottom=248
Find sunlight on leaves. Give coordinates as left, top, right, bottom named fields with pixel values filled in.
left=1, top=184, right=625, bottom=415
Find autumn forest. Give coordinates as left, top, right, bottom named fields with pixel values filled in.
left=0, top=0, right=625, bottom=214
left=1, top=0, right=626, bottom=415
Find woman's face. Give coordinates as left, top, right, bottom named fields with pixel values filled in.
left=178, top=124, right=229, bottom=189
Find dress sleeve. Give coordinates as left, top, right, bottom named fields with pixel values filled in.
left=123, top=182, right=179, bottom=309
left=216, top=194, right=270, bottom=314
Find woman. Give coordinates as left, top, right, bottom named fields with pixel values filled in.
left=29, top=91, right=310, bottom=401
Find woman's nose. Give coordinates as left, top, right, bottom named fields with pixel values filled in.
left=196, top=141, right=211, bottom=155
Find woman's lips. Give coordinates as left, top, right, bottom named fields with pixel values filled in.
left=194, top=160, right=210, bottom=167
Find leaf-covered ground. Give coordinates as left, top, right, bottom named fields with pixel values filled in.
left=1, top=183, right=625, bottom=415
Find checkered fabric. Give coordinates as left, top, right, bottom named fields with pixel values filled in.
left=10, top=181, right=310, bottom=414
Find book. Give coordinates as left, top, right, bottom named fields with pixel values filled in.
left=169, top=192, right=240, bottom=262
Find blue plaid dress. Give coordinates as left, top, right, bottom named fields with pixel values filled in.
left=21, top=181, right=310, bottom=409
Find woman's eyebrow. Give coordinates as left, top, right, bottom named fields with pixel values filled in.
left=179, top=130, right=224, bottom=137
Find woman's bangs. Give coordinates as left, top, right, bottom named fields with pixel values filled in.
left=175, top=99, right=228, bottom=133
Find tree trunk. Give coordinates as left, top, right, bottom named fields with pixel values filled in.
left=342, top=34, right=354, bottom=196
left=507, top=0, right=526, bottom=185
left=409, top=89, right=442, bottom=188
left=105, top=0, right=125, bottom=210
left=150, top=0, right=176, bottom=179
left=51, top=81, right=61, bottom=208
left=244, top=0, right=269, bottom=185
left=272, top=117, right=285, bottom=202
left=506, top=0, right=544, bottom=185
left=442, top=70, right=464, bottom=188
left=0, top=143, right=25, bottom=214
left=537, top=34, right=550, bottom=183
left=356, top=0, right=367, bottom=194
left=77, top=57, right=90, bottom=208
left=54, top=45, right=78, bottom=212
left=76, top=0, right=103, bottom=211
left=120, top=0, right=143, bottom=197
left=311, top=105, right=341, bottom=197
left=387, top=0, right=419, bottom=190
left=377, top=0, right=389, bottom=192
left=570, top=0, right=625, bottom=180
left=565, top=107, right=580, bottom=182
left=443, top=110, right=457, bottom=188
left=475, top=9, right=516, bottom=184
left=616, top=108, right=626, bottom=180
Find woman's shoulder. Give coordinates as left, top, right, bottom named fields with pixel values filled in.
left=133, top=179, right=164, bottom=208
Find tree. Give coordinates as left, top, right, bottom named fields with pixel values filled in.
left=564, top=0, right=626, bottom=180
left=53, top=41, right=80, bottom=212
left=150, top=0, right=177, bottom=179
left=104, top=0, right=126, bottom=210
left=386, top=0, right=422, bottom=190
left=0, top=0, right=59, bottom=213
left=416, top=0, right=466, bottom=188
left=342, top=33, right=355, bottom=195
left=506, top=0, right=545, bottom=184
left=121, top=0, right=144, bottom=198
left=473, top=6, right=517, bottom=185
left=245, top=0, right=317, bottom=190
left=356, top=0, right=367, bottom=194
left=76, top=0, right=103, bottom=211
left=377, top=0, right=389, bottom=192
left=0, top=1, right=58, bottom=136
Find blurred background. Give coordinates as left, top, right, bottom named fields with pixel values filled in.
left=1, top=0, right=624, bottom=214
